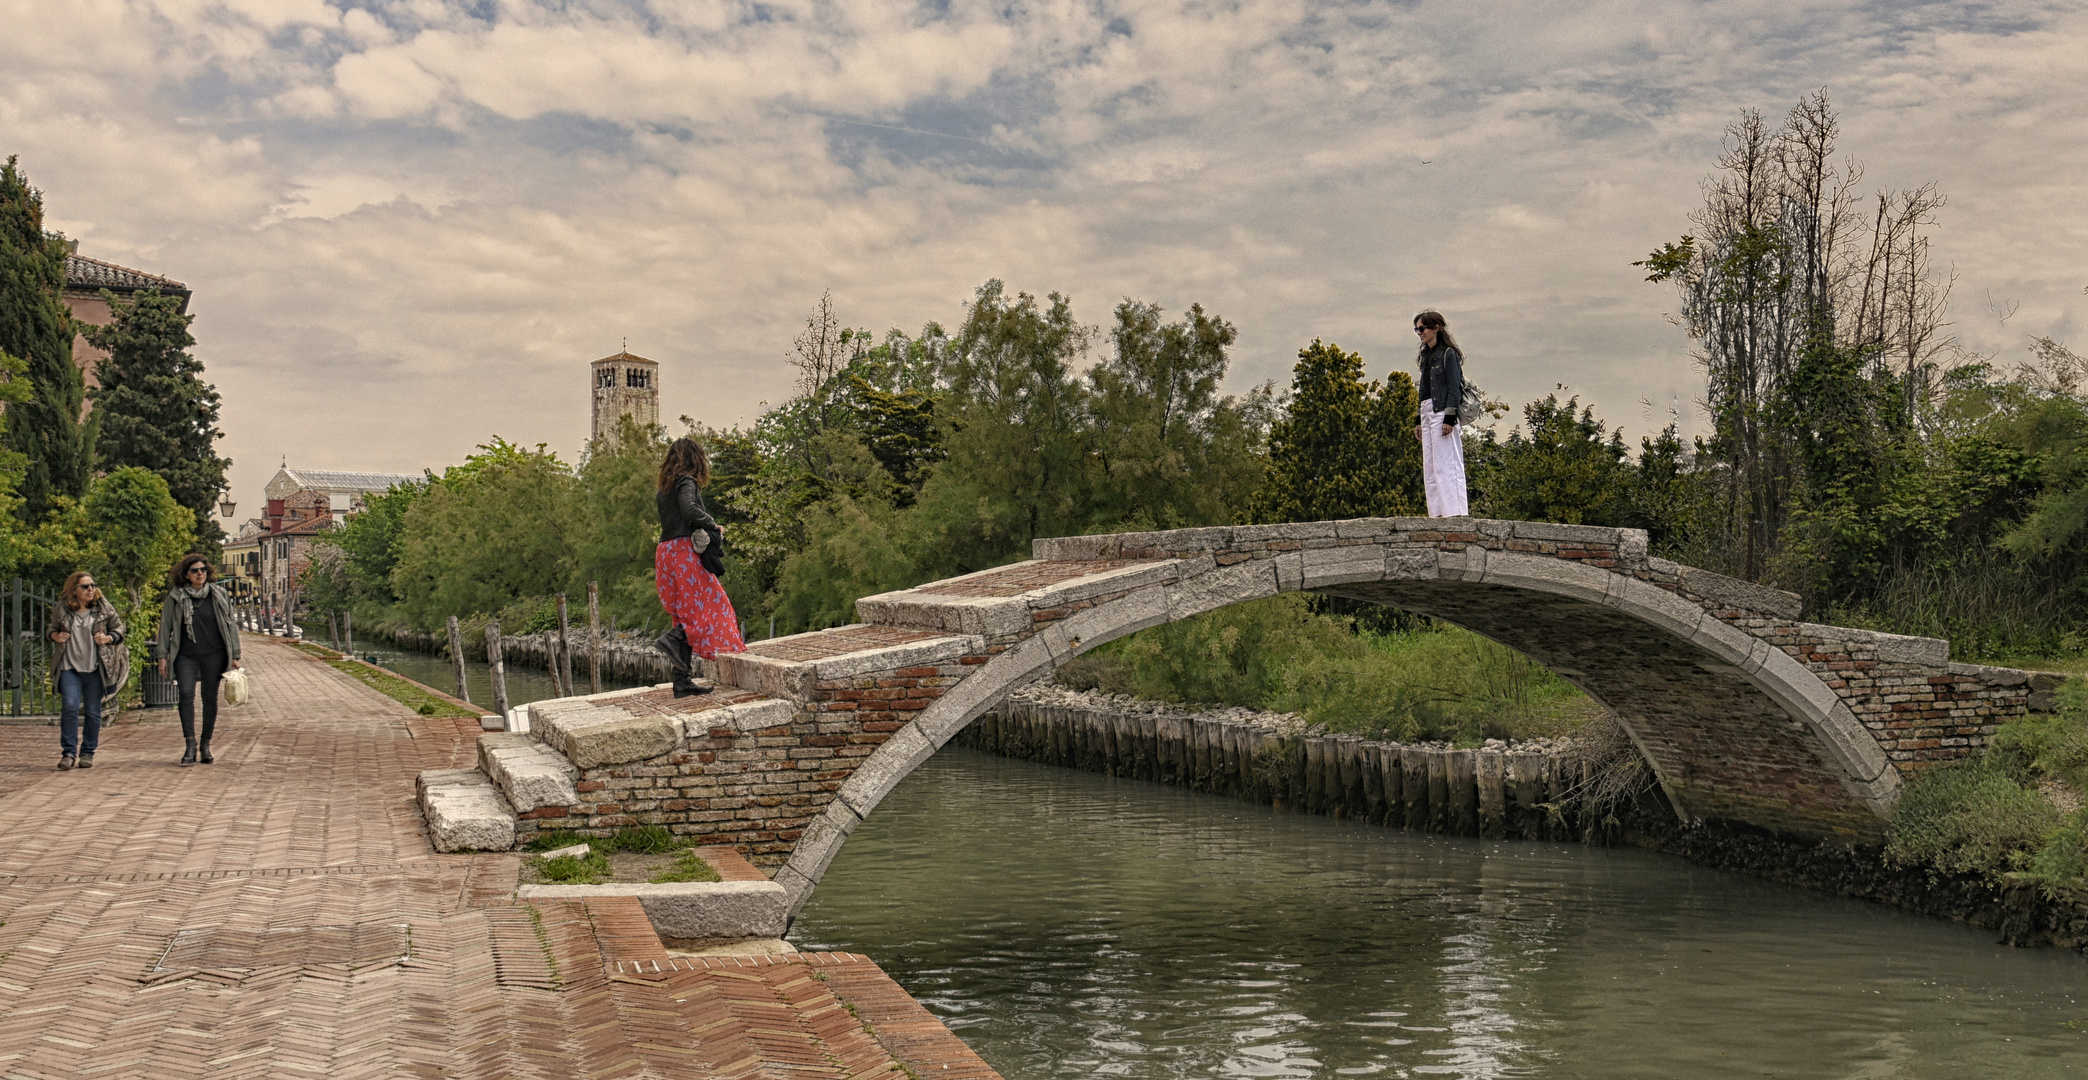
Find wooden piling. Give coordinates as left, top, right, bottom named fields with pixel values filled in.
left=1477, top=751, right=1506, bottom=839
left=446, top=615, right=469, bottom=704
left=586, top=582, right=602, bottom=695
left=554, top=593, right=573, bottom=698
left=343, top=610, right=354, bottom=656
left=485, top=620, right=510, bottom=722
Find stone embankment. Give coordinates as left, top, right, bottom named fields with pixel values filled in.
left=953, top=685, right=1627, bottom=841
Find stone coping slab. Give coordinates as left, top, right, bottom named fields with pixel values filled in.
left=518, top=880, right=788, bottom=941
left=716, top=627, right=983, bottom=701
left=477, top=733, right=580, bottom=812
left=531, top=700, right=682, bottom=769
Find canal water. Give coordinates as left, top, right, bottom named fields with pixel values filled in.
left=351, top=644, right=652, bottom=709
left=792, top=747, right=2088, bottom=1079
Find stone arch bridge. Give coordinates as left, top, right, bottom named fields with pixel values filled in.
left=420, top=518, right=2059, bottom=917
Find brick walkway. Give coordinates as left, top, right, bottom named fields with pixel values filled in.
left=0, top=636, right=1000, bottom=1079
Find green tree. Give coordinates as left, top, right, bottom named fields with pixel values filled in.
left=84, top=466, right=193, bottom=607
left=1089, top=300, right=1273, bottom=530
left=81, top=288, right=231, bottom=549
left=1249, top=340, right=1419, bottom=523
left=388, top=439, right=575, bottom=623
left=0, top=157, right=91, bottom=519
left=1468, top=394, right=1631, bottom=526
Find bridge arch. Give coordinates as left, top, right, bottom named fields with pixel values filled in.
left=771, top=518, right=1945, bottom=915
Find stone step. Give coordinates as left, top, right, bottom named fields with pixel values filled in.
left=476, top=732, right=580, bottom=812
left=415, top=768, right=517, bottom=852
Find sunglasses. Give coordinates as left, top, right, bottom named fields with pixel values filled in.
left=79, top=583, right=98, bottom=590
left=1414, top=326, right=1429, bottom=334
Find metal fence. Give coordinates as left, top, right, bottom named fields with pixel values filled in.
left=3, top=578, right=61, bottom=717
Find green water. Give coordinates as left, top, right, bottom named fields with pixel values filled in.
left=791, top=747, right=2088, bottom=1079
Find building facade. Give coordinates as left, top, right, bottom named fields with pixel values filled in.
left=590, top=350, right=659, bottom=444
left=245, top=467, right=421, bottom=625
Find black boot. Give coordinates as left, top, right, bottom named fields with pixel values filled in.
left=198, top=740, right=214, bottom=764
left=180, top=738, right=197, bottom=766
left=654, top=626, right=692, bottom=678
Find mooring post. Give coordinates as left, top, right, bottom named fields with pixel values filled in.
left=329, top=611, right=340, bottom=650
left=447, top=615, right=469, bottom=704
left=555, top=592, right=573, bottom=698
left=486, top=619, right=510, bottom=721
left=344, top=610, right=354, bottom=657
left=586, top=581, right=602, bottom=695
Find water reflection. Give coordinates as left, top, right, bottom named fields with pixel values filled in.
left=792, top=748, right=2088, bottom=1079
left=352, top=644, right=650, bottom=708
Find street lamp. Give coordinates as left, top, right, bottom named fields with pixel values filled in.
left=219, top=493, right=237, bottom=518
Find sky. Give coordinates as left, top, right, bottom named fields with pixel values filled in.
left=4, top=0, right=2085, bottom=512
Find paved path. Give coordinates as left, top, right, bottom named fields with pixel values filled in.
left=0, top=636, right=1000, bottom=1080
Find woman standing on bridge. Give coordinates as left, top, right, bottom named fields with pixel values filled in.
left=157, top=554, right=241, bottom=765
left=654, top=437, right=744, bottom=697
left=1414, top=310, right=1470, bottom=517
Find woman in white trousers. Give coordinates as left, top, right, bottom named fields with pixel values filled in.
left=1413, top=310, right=1470, bottom=517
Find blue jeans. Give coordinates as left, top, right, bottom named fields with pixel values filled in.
left=58, top=667, right=104, bottom=756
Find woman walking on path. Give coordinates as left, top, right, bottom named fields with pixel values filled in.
left=156, top=554, right=241, bottom=765
left=1414, top=310, right=1471, bottom=517
left=653, top=437, right=745, bottom=697
left=47, top=571, right=128, bottom=770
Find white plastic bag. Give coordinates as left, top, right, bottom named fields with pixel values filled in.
left=221, top=667, right=251, bottom=707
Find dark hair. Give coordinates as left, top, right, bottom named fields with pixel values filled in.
left=1413, top=310, right=1461, bottom=358
left=657, top=437, right=710, bottom=492
left=60, top=571, right=99, bottom=612
left=171, top=553, right=214, bottom=588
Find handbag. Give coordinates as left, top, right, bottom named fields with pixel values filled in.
left=221, top=667, right=252, bottom=707
left=698, top=526, right=726, bottom=578
left=1459, top=377, right=1485, bottom=419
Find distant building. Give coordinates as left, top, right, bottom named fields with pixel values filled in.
left=61, top=251, right=192, bottom=394
left=263, top=466, right=421, bottom=526
left=591, top=350, right=659, bottom=444
left=249, top=466, right=421, bottom=621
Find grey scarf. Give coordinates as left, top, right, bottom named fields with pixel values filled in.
left=180, top=584, right=213, bottom=644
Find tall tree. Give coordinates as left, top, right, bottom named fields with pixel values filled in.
left=0, top=157, right=91, bottom=519
left=1249, top=340, right=1419, bottom=523
left=82, top=288, right=231, bottom=549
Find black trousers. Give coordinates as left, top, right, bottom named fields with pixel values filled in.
left=175, top=651, right=229, bottom=742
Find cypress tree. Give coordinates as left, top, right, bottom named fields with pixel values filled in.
left=1250, top=339, right=1421, bottom=523
left=0, top=156, right=91, bottom=519
left=82, top=288, right=231, bottom=549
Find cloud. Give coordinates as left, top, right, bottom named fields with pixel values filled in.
left=1, top=0, right=2082, bottom=510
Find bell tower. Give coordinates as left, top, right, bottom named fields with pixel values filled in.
left=590, top=349, right=661, bottom=445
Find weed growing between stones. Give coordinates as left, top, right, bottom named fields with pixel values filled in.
left=522, top=826, right=722, bottom=885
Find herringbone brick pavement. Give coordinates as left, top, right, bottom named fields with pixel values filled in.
left=0, top=636, right=1000, bottom=1080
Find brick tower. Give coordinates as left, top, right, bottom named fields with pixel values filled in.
left=590, top=350, right=660, bottom=445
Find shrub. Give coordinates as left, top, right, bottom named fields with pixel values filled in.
left=1885, top=756, right=2062, bottom=879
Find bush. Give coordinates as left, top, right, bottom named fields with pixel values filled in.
left=1065, top=594, right=1597, bottom=745
left=1885, top=755, right=2062, bottom=879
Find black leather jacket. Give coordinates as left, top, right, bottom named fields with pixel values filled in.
left=658, top=476, right=718, bottom=544
left=1417, top=344, right=1464, bottom=424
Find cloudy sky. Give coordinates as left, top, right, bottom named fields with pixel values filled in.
left=5, top=0, right=2085, bottom=509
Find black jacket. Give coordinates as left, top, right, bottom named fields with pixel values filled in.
left=1417, top=344, right=1464, bottom=424
left=658, top=476, right=725, bottom=576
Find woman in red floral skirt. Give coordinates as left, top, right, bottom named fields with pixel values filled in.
left=653, top=437, right=744, bottom=695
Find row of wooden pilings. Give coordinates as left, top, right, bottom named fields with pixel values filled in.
left=953, top=699, right=1614, bottom=842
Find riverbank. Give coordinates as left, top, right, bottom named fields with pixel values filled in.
left=339, top=620, right=683, bottom=685
left=964, top=685, right=2088, bottom=957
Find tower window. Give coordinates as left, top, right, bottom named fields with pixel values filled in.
left=597, top=368, right=616, bottom=388
left=627, top=369, right=651, bottom=389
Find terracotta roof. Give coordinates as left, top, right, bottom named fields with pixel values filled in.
left=63, top=253, right=190, bottom=296
left=592, top=350, right=656, bottom=365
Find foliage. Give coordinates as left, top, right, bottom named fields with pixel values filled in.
left=80, top=288, right=230, bottom=550
left=0, top=156, right=91, bottom=520
left=1248, top=340, right=1419, bottom=523
left=83, top=466, right=193, bottom=607
left=388, top=438, right=576, bottom=625
left=1468, top=394, right=1630, bottom=525
left=1066, top=594, right=1597, bottom=746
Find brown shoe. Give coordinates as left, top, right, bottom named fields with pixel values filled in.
left=77, top=753, right=94, bottom=769
left=58, top=754, right=76, bottom=770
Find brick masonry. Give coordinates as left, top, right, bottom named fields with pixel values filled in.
left=470, top=517, right=2059, bottom=915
